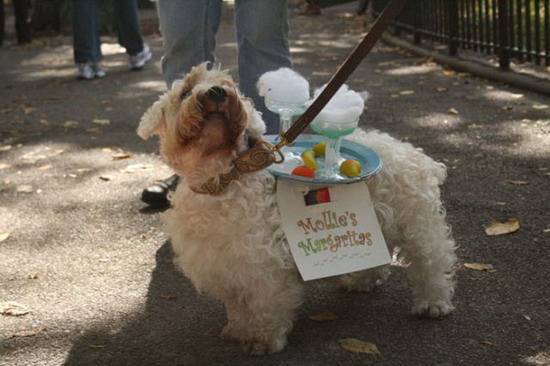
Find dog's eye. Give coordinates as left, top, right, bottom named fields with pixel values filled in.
left=179, top=90, right=190, bottom=101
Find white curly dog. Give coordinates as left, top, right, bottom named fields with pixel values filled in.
left=138, top=63, right=457, bottom=355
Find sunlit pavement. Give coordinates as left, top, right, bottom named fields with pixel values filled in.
left=1, top=3, right=549, bottom=365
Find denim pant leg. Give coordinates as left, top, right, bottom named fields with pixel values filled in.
left=157, top=0, right=222, bottom=88
left=113, top=0, right=144, bottom=56
left=235, top=0, right=292, bottom=134
left=72, top=0, right=102, bottom=63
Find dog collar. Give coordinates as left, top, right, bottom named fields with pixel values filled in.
left=189, top=137, right=283, bottom=195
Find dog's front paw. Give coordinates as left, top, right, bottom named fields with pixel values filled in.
left=241, top=336, right=287, bottom=356
left=412, top=300, right=454, bottom=318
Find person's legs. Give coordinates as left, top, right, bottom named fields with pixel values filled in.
left=234, top=0, right=292, bottom=134
left=157, top=0, right=222, bottom=88
left=142, top=0, right=223, bottom=206
left=13, top=0, right=32, bottom=44
left=112, top=0, right=144, bottom=56
left=72, top=0, right=102, bottom=63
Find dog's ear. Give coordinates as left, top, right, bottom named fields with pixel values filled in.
left=137, top=97, right=166, bottom=140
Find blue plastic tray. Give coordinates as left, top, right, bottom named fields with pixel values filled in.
left=264, top=134, right=382, bottom=186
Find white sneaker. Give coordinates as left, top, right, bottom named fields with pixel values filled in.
left=77, top=62, right=95, bottom=80
left=92, top=63, right=106, bottom=78
left=129, top=44, right=152, bottom=70
left=77, top=62, right=106, bottom=80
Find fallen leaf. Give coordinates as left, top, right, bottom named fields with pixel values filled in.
left=0, top=163, right=11, bottom=170
left=27, top=273, right=39, bottom=279
left=436, top=87, right=448, bottom=92
left=524, top=315, right=532, bottom=321
left=339, top=338, right=380, bottom=355
left=38, top=165, right=53, bottom=170
left=16, top=185, right=33, bottom=193
left=0, top=145, right=12, bottom=152
left=63, top=121, right=78, bottom=128
left=158, top=294, right=177, bottom=300
left=92, top=118, right=110, bottom=125
left=111, top=153, right=132, bottom=160
left=0, top=301, right=30, bottom=316
left=99, top=175, right=114, bottom=181
left=88, top=344, right=106, bottom=348
left=544, top=228, right=550, bottom=233
left=464, top=263, right=496, bottom=272
left=501, top=105, right=513, bottom=111
left=86, top=128, right=102, bottom=134
left=532, top=104, right=549, bottom=110
left=399, top=90, right=415, bottom=96
left=480, top=340, right=495, bottom=346
left=121, top=164, right=154, bottom=173
left=485, top=219, right=520, bottom=236
left=0, top=230, right=9, bottom=242
left=507, top=180, right=529, bottom=185
left=308, top=310, right=338, bottom=322
left=6, top=327, right=46, bottom=339
left=447, top=108, right=459, bottom=115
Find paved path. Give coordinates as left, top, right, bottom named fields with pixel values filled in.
left=1, top=3, right=549, bottom=365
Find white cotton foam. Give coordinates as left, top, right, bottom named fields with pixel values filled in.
left=310, top=84, right=367, bottom=123
left=257, top=68, right=310, bottom=103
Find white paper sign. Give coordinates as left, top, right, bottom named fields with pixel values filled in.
left=277, top=181, right=391, bottom=281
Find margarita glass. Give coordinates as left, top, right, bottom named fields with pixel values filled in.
left=264, top=96, right=308, bottom=166
left=311, top=115, right=360, bottom=179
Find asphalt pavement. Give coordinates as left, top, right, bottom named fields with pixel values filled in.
left=1, top=3, right=549, bottom=366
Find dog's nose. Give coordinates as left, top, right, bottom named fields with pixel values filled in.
left=206, top=86, right=227, bottom=104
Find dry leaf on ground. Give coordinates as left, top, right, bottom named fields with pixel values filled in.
left=121, top=164, right=154, bottom=173
left=464, top=263, right=496, bottom=272
left=6, top=327, right=46, bottom=339
left=16, top=185, right=33, bottom=193
left=339, top=338, right=380, bottom=355
left=532, top=104, right=549, bottom=110
left=399, top=90, right=415, bottom=96
left=0, top=301, right=30, bottom=316
left=0, top=230, right=10, bottom=242
left=0, top=163, right=11, bottom=170
left=158, top=294, right=177, bottom=300
left=485, top=219, right=520, bottom=236
left=63, top=121, right=78, bottom=127
left=92, top=118, right=110, bottom=125
left=111, top=153, right=132, bottom=160
left=308, top=310, right=338, bottom=322
left=447, top=108, right=459, bottom=115
left=99, top=175, right=114, bottom=181
left=507, top=180, right=529, bottom=185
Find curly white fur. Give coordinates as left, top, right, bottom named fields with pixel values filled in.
left=138, top=63, right=457, bottom=355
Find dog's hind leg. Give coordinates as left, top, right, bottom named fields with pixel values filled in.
left=398, top=208, right=457, bottom=318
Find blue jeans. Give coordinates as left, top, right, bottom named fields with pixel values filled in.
left=157, top=0, right=292, bottom=134
left=72, top=0, right=145, bottom=63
